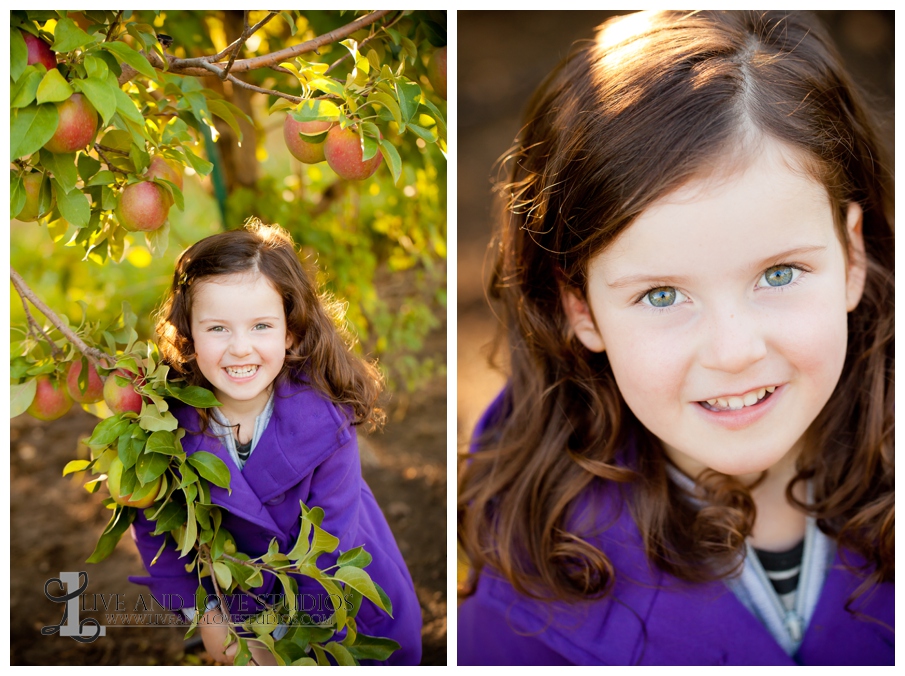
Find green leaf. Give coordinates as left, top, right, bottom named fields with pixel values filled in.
left=10, top=173, right=26, bottom=221
left=52, top=17, right=95, bottom=52
left=86, top=170, right=116, bottom=187
left=346, top=635, right=401, bottom=662
left=139, top=406, right=179, bottom=432
left=135, top=452, right=169, bottom=484
left=10, top=104, right=59, bottom=161
left=277, top=573, right=297, bottom=612
left=150, top=502, right=188, bottom=535
left=87, top=507, right=135, bottom=563
left=187, top=452, right=231, bottom=490
left=206, top=98, right=250, bottom=142
left=153, top=178, right=184, bottom=210
left=303, top=523, right=339, bottom=564
left=77, top=153, right=101, bottom=181
left=72, top=77, right=117, bottom=125
left=407, top=123, right=438, bottom=144
left=100, top=41, right=156, bottom=80
left=322, top=642, right=356, bottom=666
left=378, top=138, right=402, bottom=185
left=83, top=55, right=109, bottom=81
left=361, top=134, right=378, bottom=162
left=181, top=146, right=213, bottom=176
left=337, top=546, right=372, bottom=569
left=366, top=92, right=402, bottom=130
left=308, top=78, right=345, bottom=97
left=291, top=99, right=341, bottom=123
left=181, top=499, right=197, bottom=557
left=11, top=28, right=29, bottom=82
left=63, top=459, right=92, bottom=476
left=87, top=414, right=131, bottom=446
left=395, top=81, right=422, bottom=124
left=421, top=99, right=447, bottom=141
left=42, top=151, right=79, bottom=194
left=145, top=220, right=170, bottom=258
left=11, top=379, right=38, bottom=418
left=334, top=566, right=390, bottom=615
left=298, top=564, right=346, bottom=629
left=166, top=384, right=221, bottom=408
left=146, top=430, right=178, bottom=455
left=112, top=85, right=144, bottom=124
left=36, top=69, right=74, bottom=105
left=213, top=561, right=232, bottom=590
left=53, top=180, right=91, bottom=228
left=11, top=68, right=44, bottom=108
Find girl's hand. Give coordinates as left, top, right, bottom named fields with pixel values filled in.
left=199, top=609, right=278, bottom=666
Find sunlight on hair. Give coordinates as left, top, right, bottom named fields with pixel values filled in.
left=597, top=11, right=655, bottom=51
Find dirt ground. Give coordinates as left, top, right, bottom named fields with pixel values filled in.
left=9, top=331, right=446, bottom=666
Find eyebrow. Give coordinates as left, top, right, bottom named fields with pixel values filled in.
left=196, top=316, right=282, bottom=323
left=605, top=244, right=828, bottom=289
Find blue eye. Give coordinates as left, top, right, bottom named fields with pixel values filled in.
left=642, top=286, right=687, bottom=308
left=254, top=323, right=271, bottom=330
left=759, top=265, right=798, bottom=288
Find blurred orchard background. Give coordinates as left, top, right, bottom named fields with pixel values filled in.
left=10, top=10, right=446, bottom=665
left=457, top=11, right=893, bottom=585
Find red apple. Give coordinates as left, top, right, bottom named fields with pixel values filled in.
left=21, top=31, right=57, bottom=71
left=107, top=456, right=162, bottom=509
left=43, top=93, right=98, bottom=154
left=116, top=181, right=170, bottom=232
left=324, top=126, right=382, bottom=181
left=427, top=46, right=447, bottom=100
left=66, top=360, right=105, bottom=404
left=103, top=369, right=144, bottom=414
left=283, top=116, right=332, bottom=164
left=26, top=375, right=73, bottom=421
left=14, top=171, right=54, bottom=222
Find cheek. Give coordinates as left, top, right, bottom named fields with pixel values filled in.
left=603, top=327, right=691, bottom=414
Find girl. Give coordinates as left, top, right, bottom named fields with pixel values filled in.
left=128, top=220, right=422, bottom=664
left=458, top=11, right=893, bottom=666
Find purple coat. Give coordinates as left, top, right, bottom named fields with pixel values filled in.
left=128, top=380, right=422, bottom=665
left=458, top=394, right=893, bottom=666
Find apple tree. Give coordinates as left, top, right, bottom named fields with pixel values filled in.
left=10, top=9, right=446, bottom=665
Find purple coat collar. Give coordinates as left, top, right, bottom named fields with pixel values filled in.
left=173, top=379, right=351, bottom=533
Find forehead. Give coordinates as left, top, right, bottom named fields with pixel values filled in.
left=592, top=141, right=836, bottom=279
left=191, top=272, right=283, bottom=310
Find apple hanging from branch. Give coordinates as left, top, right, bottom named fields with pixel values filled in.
left=324, top=126, right=382, bottom=181
left=26, top=375, right=73, bottom=421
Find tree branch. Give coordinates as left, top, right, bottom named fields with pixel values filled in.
left=18, top=291, right=62, bottom=358
left=105, top=11, right=124, bottom=42
left=94, top=145, right=129, bottom=175
left=326, top=11, right=404, bottom=74
left=10, top=267, right=114, bottom=366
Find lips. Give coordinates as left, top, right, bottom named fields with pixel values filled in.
left=699, top=385, right=777, bottom=412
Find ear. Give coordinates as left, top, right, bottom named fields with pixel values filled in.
left=285, top=330, right=293, bottom=351
left=844, top=202, right=867, bottom=312
left=561, top=287, right=606, bottom=352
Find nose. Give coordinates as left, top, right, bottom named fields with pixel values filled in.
left=698, top=306, right=768, bottom=374
left=227, top=331, right=253, bottom=357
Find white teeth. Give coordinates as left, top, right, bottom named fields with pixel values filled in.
left=705, top=385, right=777, bottom=411
left=226, top=365, right=258, bottom=377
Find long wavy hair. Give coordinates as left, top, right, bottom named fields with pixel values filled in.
left=156, top=218, right=384, bottom=430
left=459, top=11, right=894, bottom=603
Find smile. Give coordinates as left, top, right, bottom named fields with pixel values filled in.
left=699, top=386, right=776, bottom=412
left=224, top=365, right=259, bottom=378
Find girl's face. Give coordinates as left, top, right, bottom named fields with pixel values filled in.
left=563, top=139, right=866, bottom=480
left=190, top=272, right=292, bottom=417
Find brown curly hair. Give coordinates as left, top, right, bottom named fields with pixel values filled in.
left=156, top=218, right=384, bottom=430
left=459, top=11, right=893, bottom=603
